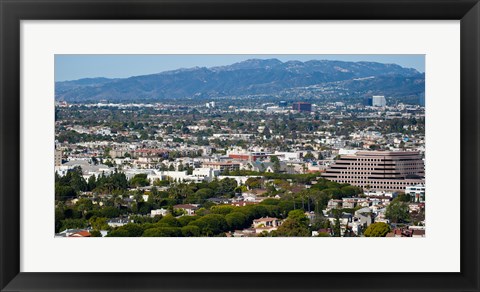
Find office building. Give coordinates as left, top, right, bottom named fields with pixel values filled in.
left=372, top=95, right=386, bottom=107
left=321, top=151, right=425, bottom=191
left=292, top=102, right=312, bottom=112
left=364, top=97, right=373, bottom=106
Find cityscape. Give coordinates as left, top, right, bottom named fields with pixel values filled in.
left=54, top=55, right=425, bottom=238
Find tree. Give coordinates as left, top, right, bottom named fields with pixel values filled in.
left=181, top=225, right=201, bottom=237
left=385, top=200, right=410, bottom=223
left=364, top=222, right=391, bottom=237
left=87, top=175, right=97, bottom=191
left=262, top=126, right=272, bottom=139
left=303, top=152, right=315, bottom=161
left=188, top=214, right=228, bottom=236
left=129, top=173, right=150, bottom=187
left=90, top=230, right=102, bottom=237
left=245, top=177, right=262, bottom=189
left=107, top=223, right=144, bottom=237
left=395, top=192, right=412, bottom=202
left=142, top=227, right=182, bottom=237
left=275, top=210, right=310, bottom=237
left=225, top=212, right=247, bottom=230
left=333, top=215, right=341, bottom=237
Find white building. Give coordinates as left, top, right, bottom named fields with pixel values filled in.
left=405, top=184, right=425, bottom=202
left=151, top=208, right=169, bottom=217
left=372, top=95, right=387, bottom=107
left=192, top=167, right=219, bottom=182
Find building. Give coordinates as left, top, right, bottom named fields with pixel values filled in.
left=151, top=208, right=169, bottom=217
left=107, top=218, right=130, bottom=228
left=54, top=149, right=63, bottom=166
left=405, top=184, right=425, bottom=202
left=206, top=101, right=216, bottom=108
left=321, top=151, right=425, bottom=191
left=192, top=167, right=219, bottom=182
left=202, top=161, right=240, bottom=173
left=291, top=102, right=312, bottom=112
left=364, top=97, right=373, bottom=106
left=227, top=150, right=269, bottom=162
left=173, top=204, right=198, bottom=216
left=372, top=95, right=386, bottom=107
left=278, top=101, right=288, bottom=107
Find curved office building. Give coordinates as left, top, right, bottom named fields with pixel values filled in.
left=321, top=151, right=425, bottom=191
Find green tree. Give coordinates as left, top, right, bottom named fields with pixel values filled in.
left=188, top=214, right=228, bottom=236
left=275, top=210, right=310, bottom=237
left=142, top=227, right=182, bottom=237
left=107, top=223, right=144, bottom=237
left=385, top=200, right=410, bottom=223
left=225, top=212, right=248, bottom=230
left=181, top=225, right=201, bottom=237
left=129, top=173, right=150, bottom=187
left=87, top=175, right=97, bottom=191
left=333, top=216, right=341, bottom=237
left=364, top=222, right=391, bottom=237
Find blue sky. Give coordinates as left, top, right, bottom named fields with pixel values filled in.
left=55, top=54, right=425, bottom=82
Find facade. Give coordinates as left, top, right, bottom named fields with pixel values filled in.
left=405, top=184, right=426, bottom=202
left=192, top=167, right=219, bottom=182
left=151, top=208, right=169, bottom=217
left=227, top=150, right=269, bottom=161
left=54, top=149, right=63, bottom=166
left=364, top=97, right=373, bottom=106
left=321, top=151, right=425, bottom=191
left=173, top=204, right=198, bottom=216
left=291, top=102, right=312, bottom=112
left=372, top=95, right=387, bottom=107
left=202, top=161, right=240, bottom=173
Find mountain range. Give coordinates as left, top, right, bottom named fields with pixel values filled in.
left=55, top=58, right=425, bottom=102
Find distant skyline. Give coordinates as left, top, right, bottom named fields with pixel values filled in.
left=55, top=54, right=425, bottom=82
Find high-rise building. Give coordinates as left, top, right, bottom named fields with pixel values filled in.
left=321, top=151, right=424, bottom=191
left=292, top=102, right=312, bottom=112
left=372, top=95, right=386, bottom=107
left=364, top=97, right=373, bottom=106
left=279, top=101, right=288, bottom=107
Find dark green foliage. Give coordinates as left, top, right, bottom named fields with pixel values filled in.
left=225, top=212, right=248, bottom=230
left=210, top=205, right=236, bottom=215
left=107, top=223, right=145, bottom=237
left=99, top=206, right=121, bottom=218
left=59, top=218, right=88, bottom=232
left=142, top=227, right=182, bottom=237
left=158, top=214, right=181, bottom=227
left=181, top=225, right=201, bottom=237
left=90, top=230, right=102, bottom=237
left=129, top=174, right=150, bottom=188
left=188, top=214, right=228, bottom=236
left=177, top=216, right=199, bottom=227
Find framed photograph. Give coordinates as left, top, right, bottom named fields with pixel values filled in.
left=1, top=0, right=479, bottom=291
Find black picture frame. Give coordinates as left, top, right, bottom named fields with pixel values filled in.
left=1, top=0, right=479, bottom=291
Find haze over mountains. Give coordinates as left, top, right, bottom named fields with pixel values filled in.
left=55, top=58, right=425, bottom=102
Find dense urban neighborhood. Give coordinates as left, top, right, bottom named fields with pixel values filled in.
left=54, top=58, right=425, bottom=238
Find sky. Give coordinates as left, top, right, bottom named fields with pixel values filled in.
left=55, top=54, right=425, bottom=82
